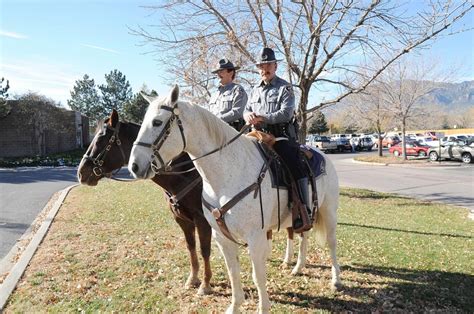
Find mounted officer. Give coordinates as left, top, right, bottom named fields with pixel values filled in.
left=209, top=58, right=247, bottom=130
left=243, top=47, right=312, bottom=232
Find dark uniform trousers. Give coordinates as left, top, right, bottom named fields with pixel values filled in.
left=273, top=140, right=306, bottom=180
left=259, top=123, right=306, bottom=180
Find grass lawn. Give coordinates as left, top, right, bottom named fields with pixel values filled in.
left=4, top=180, right=473, bottom=312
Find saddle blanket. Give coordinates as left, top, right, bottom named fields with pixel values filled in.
left=260, top=144, right=326, bottom=189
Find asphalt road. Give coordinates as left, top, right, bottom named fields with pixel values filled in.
left=327, top=151, right=474, bottom=212
left=0, top=167, right=78, bottom=259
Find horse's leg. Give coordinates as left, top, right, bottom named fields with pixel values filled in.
left=175, top=216, right=200, bottom=289
left=316, top=197, right=342, bottom=290
left=215, top=235, right=244, bottom=314
left=248, top=233, right=271, bottom=314
left=326, top=214, right=342, bottom=290
left=291, top=231, right=308, bottom=275
left=195, top=215, right=212, bottom=295
left=283, top=227, right=294, bottom=266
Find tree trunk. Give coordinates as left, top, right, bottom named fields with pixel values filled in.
left=297, top=83, right=310, bottom=143
left=401, top=119, right=407, bottom=160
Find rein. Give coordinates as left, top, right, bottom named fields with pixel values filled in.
left=133, top=102, right=251, bottom=174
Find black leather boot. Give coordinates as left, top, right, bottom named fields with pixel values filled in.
left=292, top=177, right=312, bottom=232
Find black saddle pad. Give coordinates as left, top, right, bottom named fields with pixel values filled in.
left=301, top=145, right=326, bottom=179
left=255, top=143, right=326, bottom=189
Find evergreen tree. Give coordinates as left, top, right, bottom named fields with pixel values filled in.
left=68, top=74, right=101, bottom=123
left=99, top=70, right=132, bottom=116
left=122, top=89, right=157, bottom=123
left=0, top=77, right=11, bottom=118
left=308, top=110, right=329, bottom=134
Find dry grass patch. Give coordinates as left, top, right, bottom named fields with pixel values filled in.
left=354, top=155, right=430, bottom=165
left=4, top=181, right=473, bottom=312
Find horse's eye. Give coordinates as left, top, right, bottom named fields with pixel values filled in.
left=153, top=119, right=163, bottom=127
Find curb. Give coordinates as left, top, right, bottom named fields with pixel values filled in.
left=352, top=159, right=463, bottom=167
left=0, top=184, right=77, bottom=310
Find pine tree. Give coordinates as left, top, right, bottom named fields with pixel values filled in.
left=0, top=77, right=11, bottom=118
left=308, top=111, right=329, bottom=134
left=99, top=70, right=132, bottom=116
left=68, top=74, right=102, bottom=123
left=122, top=89, right=157, bottom=123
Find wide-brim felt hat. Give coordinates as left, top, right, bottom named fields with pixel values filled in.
left=211, top=58, right=240, bottom=73
left=255, top=47, right=282, bottom=65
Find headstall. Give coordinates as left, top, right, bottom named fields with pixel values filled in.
left=133, top=103, right=186, bottom=174
left=83, top=122, right=126, bottom=177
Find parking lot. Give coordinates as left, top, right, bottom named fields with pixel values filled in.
left=327, top=150, right=474, bottom=214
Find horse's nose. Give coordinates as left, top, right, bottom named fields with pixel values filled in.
left=131, top=162, right=139, bottom=174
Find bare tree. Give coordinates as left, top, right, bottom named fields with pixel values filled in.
left=375, top=57, right=453, bottom=159
left=132, top=0, right=473, bottom=140
left=348, top=86, right=395, bottom=156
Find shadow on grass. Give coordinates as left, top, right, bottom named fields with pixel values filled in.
left=270, top=264, right=474, bottom=312
left=338, top=222, right=473, bottom=239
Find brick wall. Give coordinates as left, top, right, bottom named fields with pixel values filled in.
left=0, top=100, right=89, bottom=157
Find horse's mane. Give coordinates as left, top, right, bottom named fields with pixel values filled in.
left=182, top=101, right=257, bottom=157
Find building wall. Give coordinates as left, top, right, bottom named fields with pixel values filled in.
left=0, top=100, right=89, bottom=157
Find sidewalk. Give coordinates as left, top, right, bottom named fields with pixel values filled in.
left=0, top=185, right=76, bottom=310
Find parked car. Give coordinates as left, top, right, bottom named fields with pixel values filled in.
left=424, top=131, right=444, bottom=140
left=428, top=143, right=473, bottom=164
left=331, top=135, right=352, bottom=152
left=389, top=142, right=430, bottom=157
left=380, top=135, right=400, bottom=148
left=307, top=135, right=337, bottom=153
left=440, top=135, right=468, bottom=146
left=354, top=136, right=374, bottom=151
left=417, top=137, right=439, bottom=147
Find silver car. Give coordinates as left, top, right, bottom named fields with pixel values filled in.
left=428, top=143, right=473, bottom=164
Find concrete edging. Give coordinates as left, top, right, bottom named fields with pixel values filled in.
left=0, top=184, right=77, bottom=310
left=351, top=158, right=462, bottom=167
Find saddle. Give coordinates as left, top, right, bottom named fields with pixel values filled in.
left=247, top=131, right=326, bottom=233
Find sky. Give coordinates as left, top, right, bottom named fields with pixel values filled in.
left=1, top=0, right=473, bottom=108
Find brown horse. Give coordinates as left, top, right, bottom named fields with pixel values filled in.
left=77, top=109, right=212, bottom=295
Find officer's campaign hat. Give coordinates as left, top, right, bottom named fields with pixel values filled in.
left=255, top=47, right=282, bottom=65
left=211, top=58, right=240, bottom=74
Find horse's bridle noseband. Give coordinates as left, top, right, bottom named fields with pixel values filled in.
left=83, top=122, right=127, bottom=177
left=133, top=103, right=186, bottom=173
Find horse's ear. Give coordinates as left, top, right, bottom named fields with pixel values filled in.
left=109, top=109, right=119, bottom=127
left=170, top=85, right=179, bottom=104
left=140, top=91, right=158, bottom=104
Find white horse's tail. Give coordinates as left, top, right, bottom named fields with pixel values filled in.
left=312, top=172, right=339, bottom=248
left=313, top=210, right=328, bottom=247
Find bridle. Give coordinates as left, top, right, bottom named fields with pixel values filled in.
left=133, top=102, right=186, bottom=173
left=83, top=122, right=127, bottom=177
left=132, top=101, right=250, bottom=175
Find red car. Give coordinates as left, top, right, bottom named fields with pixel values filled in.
left=389, top=142, right=429, bottom=157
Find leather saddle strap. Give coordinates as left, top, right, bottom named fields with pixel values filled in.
left=202, top=198, right=246, bottom=246
left=302, top=155, right=319, bottom=219
left=201, top=161, right=269, bottom=246
left=165, top=176, right=203, bottom=223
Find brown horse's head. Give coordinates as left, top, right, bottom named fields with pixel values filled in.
left=77, top=110, right=137, bottom=186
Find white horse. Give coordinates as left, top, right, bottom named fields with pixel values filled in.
left=129, top=86, right=341, bottom=313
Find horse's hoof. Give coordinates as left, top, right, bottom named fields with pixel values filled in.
left=291, top=264, right=304, bottom=275
left=331, top=281, right=343, bottom=291
left=225, top=306, right=241, bottom=314
left=197, top=284, right=212, bottom=295
left=185, top=277, right=201, bottom=289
